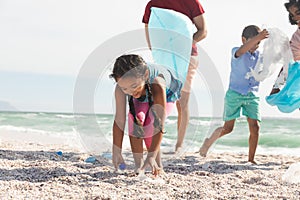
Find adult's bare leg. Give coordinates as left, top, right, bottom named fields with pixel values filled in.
left=175, top=56, right=198, bottom=152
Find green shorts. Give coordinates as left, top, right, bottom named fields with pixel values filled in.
left=223, top=89, right=261, bottom=122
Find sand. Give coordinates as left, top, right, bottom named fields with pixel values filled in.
left=0, top=141, right=299, bottom=200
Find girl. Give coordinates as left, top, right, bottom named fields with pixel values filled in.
left=110, top=54, right=183, bottom=175
left=268, top=0, right=300, bottom=112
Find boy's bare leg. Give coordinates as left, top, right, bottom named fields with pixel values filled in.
left=199, top=127, right=223, bottom=157
left=247, top=118, right=260, bottom=164
left=129, top=136, right=144, bottom=173
left=200, top=120, right=235, bottom=157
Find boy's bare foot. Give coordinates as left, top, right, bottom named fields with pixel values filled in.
left=199, top=138, right=210, bottom=157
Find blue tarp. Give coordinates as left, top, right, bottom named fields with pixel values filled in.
left=266, top=61, right=300, bottom=113
left=148, top=7, right=194, bottom=83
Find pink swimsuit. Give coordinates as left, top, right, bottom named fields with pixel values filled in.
left=128, top=98, right=175, bottom=148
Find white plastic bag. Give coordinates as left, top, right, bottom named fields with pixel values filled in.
left=246, top=28, right=293, bottom=82
left=282, top=162, right=300, bottom=184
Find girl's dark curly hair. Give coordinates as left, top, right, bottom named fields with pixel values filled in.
left=110, top=54, right=148, bottom=81
left=285, top=0, right=300, bottom=25
left=110, top=54, right=162, bottom=139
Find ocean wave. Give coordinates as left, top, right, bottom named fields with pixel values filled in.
left=8, top=113, right=39, bottom=119
left=0, top=125, right=47, bottom=134
left=97, top=120, right=111, bottom=124
left=189, top=119, right=223, bottom=128
left=0, top=125, right=75, bottom=137
left=165, top=118, right=177, bottom=125
left=55, top=114, right=76, bottom=119
left=165, top=118, right=222, bottom=127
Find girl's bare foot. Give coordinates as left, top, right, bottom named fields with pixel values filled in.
left=134, top=167, right=143, bottom=175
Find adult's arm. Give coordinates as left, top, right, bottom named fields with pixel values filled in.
left=144, top=24, right=152, bottom=50
left=192, top=14, right=207, bottom=43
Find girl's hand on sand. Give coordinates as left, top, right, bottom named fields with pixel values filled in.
left=112, top=146, right=125, bottom=172
left=141, top=156, right=161, bottom=176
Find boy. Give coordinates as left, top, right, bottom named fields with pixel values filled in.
left=199, top=25, right=269, bottom=164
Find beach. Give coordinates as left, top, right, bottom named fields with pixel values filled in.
left=1, top=140, right=299, bottom=200
left=0, top=112, right=300, bottom=199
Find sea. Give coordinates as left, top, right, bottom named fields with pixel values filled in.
left=0, top=111, right=300, bottom=157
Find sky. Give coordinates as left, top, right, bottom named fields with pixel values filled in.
left=1, top=0, right=300, bottom=118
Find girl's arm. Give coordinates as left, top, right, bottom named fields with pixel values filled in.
left=113, top=85, right=126, bottom=148
left=148, top=76, right=167, bottom=154
left=141, top=76, right=167, bottom=175
left=112, top=85, right=126, bottom=170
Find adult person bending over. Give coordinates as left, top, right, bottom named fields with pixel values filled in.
left=142, top=0, right=207, bottom=153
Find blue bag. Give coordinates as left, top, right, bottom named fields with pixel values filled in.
left=148, top=7, right=194, bottom=83
left=266, top=61, right=300, bottom=113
